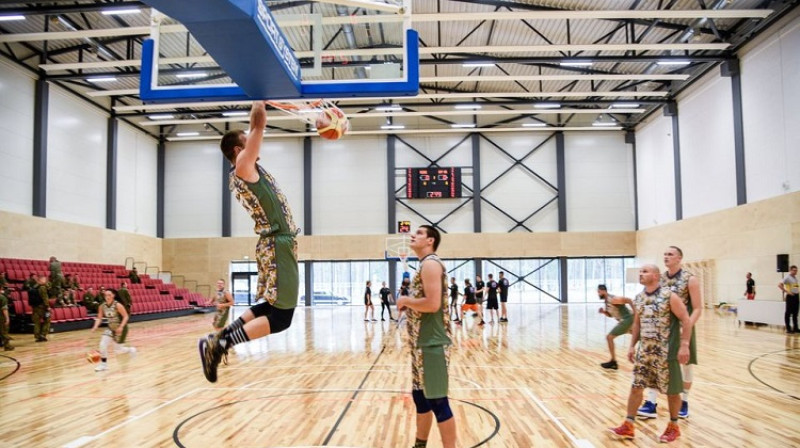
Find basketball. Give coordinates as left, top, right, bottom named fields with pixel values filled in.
left=86, top=350, right=101, bottom=364
left=315, top=106, right=349, bottom=140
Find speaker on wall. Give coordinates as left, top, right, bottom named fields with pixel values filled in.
left=777, top=254, right=789, bottom=272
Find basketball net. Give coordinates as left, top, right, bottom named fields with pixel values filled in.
left=265, top=98, right=346, bottom=127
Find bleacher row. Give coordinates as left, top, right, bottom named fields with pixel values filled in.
left=1, top=258, right=208, bottom=328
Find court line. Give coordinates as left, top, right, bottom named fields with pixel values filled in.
left=61, top=388, right=200, bottom=448
left=521, top=387, right=595, bottom=448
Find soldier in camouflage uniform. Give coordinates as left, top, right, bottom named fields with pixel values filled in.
left=0, top=288, right=14, bottom=350
left=30, top=275, right=51, bottom=342
left=82, top=287, right=99, bottom=313
left=116, top=283, right=133, bottom=344
left=48, top=256, right=64, bottom=299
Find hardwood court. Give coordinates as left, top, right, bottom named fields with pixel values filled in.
left=1, top=304, right=798, bottom=447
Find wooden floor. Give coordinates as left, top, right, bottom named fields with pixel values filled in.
left=1, top=304, right=799, bottom=448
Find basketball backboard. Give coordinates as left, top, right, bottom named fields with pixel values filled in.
left=138, top=0, right=418, bottom=103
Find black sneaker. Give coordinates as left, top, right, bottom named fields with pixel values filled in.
left=601, top=360, right=618, bottom=370
left=198, top=333, right=228, bottom=383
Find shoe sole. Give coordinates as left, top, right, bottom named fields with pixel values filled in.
left=637, top=412, right=657, bottom=419
left=679, top=413, right=689, bottom=419
left=607, top=429, right=634, bottom=440
left=198, top=337, right=217, bottom=383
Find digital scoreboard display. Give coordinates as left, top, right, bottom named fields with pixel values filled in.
left=406, top=167, right=462, bottom=199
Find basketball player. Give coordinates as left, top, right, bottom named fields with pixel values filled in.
left=485, top=274, right=499, bottom=324
left=779, top=265, right=799, bottom=333
left=597, top=284, right=634, bottom=370
left=638, top=246, right=702, bottom=419
left=744, top=272, right=756, bottom=300
left=448, top=277, right=460, bottom=321
left=458, top=279, right=485, bottom=326
left=498, top=271, right=510, bottom=322
left=474, top=274, right=485, bottom=315
left=364, top=280, right=376, bottom=322
left=396, top=225, right=457, bottom=448
left=379, top=281, right=395, bottom=321
left=608, top=265, right=692, bottom=443
left=90, top=289, right=136, bottom=372
left=207, top=279, right=234, bottom=331
left=199, top=101, right=299, bottom=383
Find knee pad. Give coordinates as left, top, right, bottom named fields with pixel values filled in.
left=429, top=397, right=454, bottom=423
left=412, top=389, right=431, bottom=414
left=681, top=364, right=694, bottom=382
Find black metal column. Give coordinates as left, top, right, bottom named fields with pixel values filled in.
left=664, top=102, right=683, bottom=221
left=32, top=78, right=49, bottom=217
left=559, top=256, right=568, bottom=303
left=304, top=136, right=312, bottom=235
left=722, top=59, right=747, bottom=205
left=626, top=131, right=639, bottom=230
left=556, top=132, right=567, bottom=231
left=472, top=133, right=482, bottom=232
left=221, top=156, right=231, bottom=237
left=387, top=134, right=397, bottom=293
left=304, top=261, right=313, bottom=307
left=156, top=136, right=165, bottom=238
left=106, top=115, right=118, bottom=230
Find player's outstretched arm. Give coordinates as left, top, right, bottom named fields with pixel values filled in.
left=234, top=101, right=267, bottom=182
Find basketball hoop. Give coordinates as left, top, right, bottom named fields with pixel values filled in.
left=386, top=234, right=416, bottom=279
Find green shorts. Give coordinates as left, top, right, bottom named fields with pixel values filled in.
left=213, top=308, right=230, bottom=328
left=667, top=360, right=684, bottom=395
left=412, top=345, right=450, bottom=399
left=610, top=316, right=633, bottom=336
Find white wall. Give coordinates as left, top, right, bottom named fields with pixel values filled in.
left=313, top=135, right=387, bottom=235
left=479, top=133, right=558, bottom=232
left=741, top=16, right=800, bottom=202
left=231, top=138, right=304, bottom=237
left=46, top=86, right=107, bottom=227
left=677, top=73, right=737, bottom=219
left=164, top=141, right=222, bottom=237
left=117, top=122, right=158, bottom=237
left=565, top=132, right=635, bottom=231
left=636, top=115, right=676, bottom=230
left=0, top=60, right=35, bottom=215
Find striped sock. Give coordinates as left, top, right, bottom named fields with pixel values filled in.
left=228, top=317, right=246, bottom=332
left=221, top=325, right=249, bottom=347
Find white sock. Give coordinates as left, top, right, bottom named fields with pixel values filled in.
left=647, top=389, right=658, bottom=403
left=681, top=390, right=689, bottom=401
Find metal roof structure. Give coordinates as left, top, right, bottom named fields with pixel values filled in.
left=0, top=0, right=796, bottom=140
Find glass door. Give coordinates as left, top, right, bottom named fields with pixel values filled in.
left=231, top=272, right=258, bottom=305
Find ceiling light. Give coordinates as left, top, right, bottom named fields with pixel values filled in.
left=222, top=111, right=249, bottom=117
left=560, top=61, right=593, bottom=67
left=176, top=72, right=207, bottom=78
left=176, top=132, right=200, bottom=137
left=610, top=102, right=640, bottom=108
left=0, top=15, right=25, bottom=21
left=87, top=77, right=117, bottom=83
left=454, top=104, right=482, bottom=110
left=656, top=60, right=691, bottom=66
left=462, top=63, right=495, bottom=68
left=522, top=123, right=547, bottom=127
left=592, top=121, right=618, bottom=127
left=533, top=102, right=561, bottom=109
left=148, top=114, right=174, bottom=120
left=101, top=8, right=141, bottom=15
left=451, top=124, right=476, bottom=128
left=381, top=124, right=405, bottom=130
left=374, top=105, right=403, bottom=112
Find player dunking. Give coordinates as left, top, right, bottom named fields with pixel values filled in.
left=397, top=225, right=457, bottom=448
left=199, top=101, right=299, bottom=383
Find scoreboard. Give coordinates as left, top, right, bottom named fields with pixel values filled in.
left=406, top=167, right=462, bottom=199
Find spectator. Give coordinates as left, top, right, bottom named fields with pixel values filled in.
left=129, top=267, right=141, bottom=284
left=23, top=273, right=37, bottom=291
left=0, top=272, right=7, bottom=291
left=49, top=256, right=64, bottom=297
left=0, top=287, right=13, bottom=351
left=82, top=287, right=99, bottom=313
left=117, top=282, right=133, bottom=344
left=29, top=275, right=51, bottom=342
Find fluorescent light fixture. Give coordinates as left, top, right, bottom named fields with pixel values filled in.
left=592, top=122, right=618, bottom=127
left=522, top=123, right=547, bottom=127
left=176, top=72, right=207, bottom=78
left=454, top=104, right=482, bottom=110
left=462, top=62, right=495, bottom=67
left=101, top=8, right=141, bottom=15
left=374, top=105, right=403, bottom=112
left=87, top=76, right=117, bottom=83
left=222, top=111, right=249, bottom=117
left=560, top=61, right=593, bottom=67
left=656, top=60, right=691, bottom=66
left=611, top=102, right=640, bottom=108
left=381, top=124, right=406, bottom=130
left=0, top=15, right=25, bottom=21
left=148, top=114, right=174, bottom=120
left=533, top=102, right=561, bottom=109
left=451, top=124, right=476, bottom=128
left=176, top=131, right=200, bottom=136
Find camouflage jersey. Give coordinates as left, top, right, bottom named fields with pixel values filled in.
left=662, top=268, right=697, bottom=363
left=605, top=293, right=632, bottom=321
left=100, top=301, right=122, bottom=332
left=634, top=287, right=674, bottom=361
left=230, top=164, right=298, bottom=238
left=406, top=254, right=452, bottom=350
